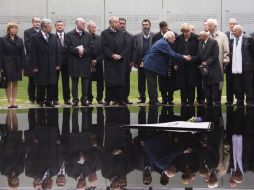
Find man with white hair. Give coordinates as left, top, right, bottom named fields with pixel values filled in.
left=231, top=25, right=254, bottom=106
left=207, top=18, right=229, bottom=103
left=197, top=31, right=223, bottom=106
left=65, top=17, right=94, bottom=107
left=144, top=31, right=190, bottom=105
left=31, top=18, right=60, bottom=107
left=86, top=21, right=104, bottom=105
left=101, top=16, right=128, bottom=106
left=224, top=18, right=237, bottom=105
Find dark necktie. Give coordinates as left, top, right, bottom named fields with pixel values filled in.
left=236, top=38, right=239, bottom=46
left=45, top=34, right=49, bottom=42
left=59, top=33, right=64, bottom=46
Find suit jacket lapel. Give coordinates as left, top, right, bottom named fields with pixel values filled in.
left=38, top=32, right=49, bottom=49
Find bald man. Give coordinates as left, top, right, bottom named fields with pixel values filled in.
left=101, top=16, right=128, bottom=106
left=65, top=17, right=94, bottom=107
left=144, top=31, right=190, bottom=105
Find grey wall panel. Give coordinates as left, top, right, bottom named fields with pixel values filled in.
left=0, top=0, right=254, bottom=37
left=163, top=0, right=221, bottom=33
left=105, top=0, right=163, bottom=34
left=48, top=0, right=104, bottom=34
left=0, top=0, right=46, bottom=37
left=222, top=0, right=254, bottom=33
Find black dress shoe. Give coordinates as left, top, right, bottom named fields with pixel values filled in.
left=235, top=101, right=244, bottom=106
left=118, top=101, right=127, bottom=106
left=37, top=102, right=44, bottom=107
left=125, top=100, right=133, bottom=105
left=72, top=102, right=79, bottom=107
left=45, top=102, right=55, bottom=107
left=103, top=101, right=110, bottom=106
left=12, top=105, right=18, bottom=108
left=225, top=102, right=233, bottom=106
left=53, top=101, right=59, bottom=105
left=64, top=101, right=72, bottom=105
left=112, top=101, right=118, bottom=105
left=97, top=100, right=104, bottom=104
left=149, top=101, right=160, bottom=106
left=168, top=102, right=174, bottom=106
left=137, top=100, right=146, bottom=104
left=81, top=102, right=89, bottom=106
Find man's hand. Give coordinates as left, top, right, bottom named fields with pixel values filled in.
left=112, top=54, right=121, bottom=61
left=56, top=66, right=60, bottom=71
left=174, top=65, right=178, bottom=71
left=183, top=55, right=192, bottom=61
left=33, top=68, right=38, bottom=73
left=184, top=147, right=192, bottom=154
left=201, top=62, right=207, bottom=66
left=91, top=60, right=97, bottom=66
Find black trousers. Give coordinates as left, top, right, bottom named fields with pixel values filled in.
left=180, top=86, right=195, bottom=105
left=36, top=84, right=55, bottom=104
left=54, top=67, right=71, bottom=102
left=28, top=76, right=36, bottom=102
left=71, top=77, right=89, bottom=104
left=123, top=71, right=131, bottom=101
left=138, top=68, right=147, bottom=101
left=88, top=78, right=104, bottom=102
left=146, top=70, right=158, bottom=103
left=204, top=83, right=220, bottom=106
left=105, top=85, right=124, bottom=103
left=226, top=71, right=234, bottom=103
left=233, top=72, right=254, bottom=104
left=158, top=75, right=174, bottom=103
left=196, top=74, right=205, bottom=103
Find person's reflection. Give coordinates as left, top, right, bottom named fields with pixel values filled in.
left=66, top=107, right=99, bottom=189
left=1, top=109, right=25, bottom=189
left=174, top=106, right=199, bottom=185
left=227, top=106, right=245, bottom=187
left=143, top=133, right=192, bottom=186
left=24, top=108, right=60, bottom=190
left=198, top=107, right=224, bottom=188
left=101, top=107, right=133, bottom=189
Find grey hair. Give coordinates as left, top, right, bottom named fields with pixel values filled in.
left=228, top=18, right=237, bottom=24
left=40, top=18, right=52, bottom=29
left=199, top=31, right=209, bottom=37
left=75, top=17, right=85, bottom=24
left=86, top=20, right=96, bottom=28
left=163, top=31, right=175, bottom=39
left=207, top=18, right=218, bottom=27
left=233, top=25, right=243, bottom=32
left=109, top=16, right=119, bottom=25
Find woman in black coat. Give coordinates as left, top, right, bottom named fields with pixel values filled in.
left=174, top=23, right=199, bottom=105
left=0, top=22, right=25, bottom=108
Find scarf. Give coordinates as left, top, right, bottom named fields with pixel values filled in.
left=232, top=35, right=243, bottom=74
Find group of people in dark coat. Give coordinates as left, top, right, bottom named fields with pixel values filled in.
left=1, top=16, right=254, bottom=108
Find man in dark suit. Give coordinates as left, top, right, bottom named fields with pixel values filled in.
left=101, top=16, right=128, bottom=106
left=31, top=19, right=60, bottom=107
left=86, top=21, right=104, bottom=105
left=24, top=17, right=41, bottom=104
left=54, top=20, right=71, bottom=105
left=132, top=19, right=155, bottom=103
left=197, top=31, right=223, bottom=106
left=231, top=25, right=254, bottom=106
left=119, top=18, right=134, bottom=105
left=225, top=18, right=237, bottom=105
left=65, top=17, right=94, bottom=107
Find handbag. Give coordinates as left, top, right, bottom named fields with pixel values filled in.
left=0, top=71, right=7, bottom=89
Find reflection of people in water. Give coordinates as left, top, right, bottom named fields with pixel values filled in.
left=143, top=133, right=192, bottom=185
left=1, top=109, right=25, bottom=189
